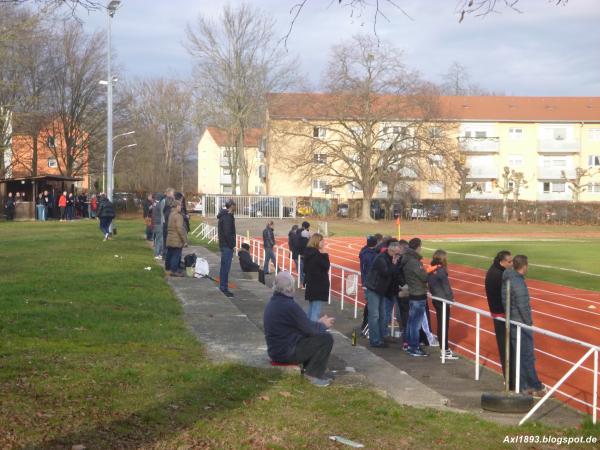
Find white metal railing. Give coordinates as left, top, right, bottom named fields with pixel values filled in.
left=191, top=222, right=218, bottom=243
left=196, top=222, right=598, bottom=424
left=430, top=294, right=599, bottom=425
left=202, top=195, right=297, bottom=219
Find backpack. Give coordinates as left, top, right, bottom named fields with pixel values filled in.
left=184, top=253, right=197, bottom=268
left=194, top=258, right=210, bottom=278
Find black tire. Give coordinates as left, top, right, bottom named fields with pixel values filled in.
left=481, top=393, right=534, bottom=413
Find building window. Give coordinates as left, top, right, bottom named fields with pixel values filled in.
left=47, top=136, right=56, bottom=148
left=508, top=181, right=515, bottom=190
left=221, top=185, right=233, bottom=195
left=553, top=128, right=567, bottom=140
left=313, top=127, right=326, bottom=138
left=428, top=182, right=444, bottom=194
left=384, top=125, right=407, bottom=136
left=429, top=127, right=443, bottom=139
left=542, top=157, right=567, bottom=167
left=429, top=154, right=443, bottom=167
left=314, top=153, right=327, bottom=164
left=508, top=154, right=523, bottom=167
left=589, top=129, right=600, bottom=141
left=312, top=179, right=326, bottom=191
left=222, top=167, right=232, bottom=175
left=48, top=157, right=58, bottom=168
left=254, top=185, right=264, bottom=195
left=542, top=182, right=566, bottom=193
left=588, top=155, right=600, bottom=167
left=587, top=183, right=600, bottom=193
left=543, top=182, right=550, bottom=193
left=508, top=128, right=524, bottom=140
left=552, top=182, right=566, bottom=193
left=348, top=182, right=361, bottom=192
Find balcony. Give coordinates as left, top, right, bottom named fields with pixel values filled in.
left=220, top=174, right=232, bottom=184
left=537, top=139, right=580, bottom=153
left=457, top=137, right=500, bottom=153
left=467, top=165, right=498, bottom=179
left=538, top=166, right=576, bottom=180
left=538, top=192, right=572, bottom=201
left=220, top=157, right=229, bottom=166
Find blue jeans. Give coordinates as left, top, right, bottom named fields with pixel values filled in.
left=66, top=205, right=74, bottom=220
left=166, top=246, right=182, bottom=273
left=307, top=300, right=323, bottom=322
left=263, top=247, right=276, bottom=273
left=366, top=289, right=386, bottom=346
left=153, top=225, right=163, bottom=257
left=384, top=297, right=401, bottom=337
left=36, top=205, right=46, bottom=221
left=99, top=217, right=112, bottom=236
left=406, top=298, right=427, bottom=351
left=512, top=326, right=543, bottom=392
left=220, top=246, right=234, bottom=292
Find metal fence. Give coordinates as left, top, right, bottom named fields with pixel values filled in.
left=201, top=195, right=297, bottom=219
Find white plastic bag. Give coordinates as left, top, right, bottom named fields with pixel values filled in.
left=345, top=274, right=358, bottom=296
left=194, top=258, right=210, bottom=278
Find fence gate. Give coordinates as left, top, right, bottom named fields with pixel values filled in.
left=202, top=195, right=297, bottom=219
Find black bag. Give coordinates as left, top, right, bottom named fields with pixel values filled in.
left=258, top=269, right=265, bottom=285
left=184, top=253, right=197, bottom=268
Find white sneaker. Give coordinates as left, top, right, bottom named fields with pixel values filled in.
left=440, top=349, right=459, bottom=360
left=154, top=256, right=162, bottom=260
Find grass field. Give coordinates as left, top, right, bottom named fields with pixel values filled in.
left=2, top=219, right=599, bottom=448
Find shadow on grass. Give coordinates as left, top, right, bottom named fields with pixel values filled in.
left=35, top=364, right=282, bottom=450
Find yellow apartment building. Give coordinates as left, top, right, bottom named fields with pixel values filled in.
left=197, top=126, right=266, bottom=195
left=264, top=94, right=600, bottom=203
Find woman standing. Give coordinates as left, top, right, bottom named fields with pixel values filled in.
left=66, top=192, right=75, bottom=221
left=165, top=200, right=188, bottom=277
left=428, top=249, right=458, bottom=359
left=303, top=233, right=330, bottom=321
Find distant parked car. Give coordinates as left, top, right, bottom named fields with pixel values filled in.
left=370, top=200, right=385, bottom=220
left=337, top=203, right=349, bottom=218
left=243, top=198, right=293, bottom=217
left=410, top=203, right=427, bottom=220
left=190, top=200, right=203, bottom=214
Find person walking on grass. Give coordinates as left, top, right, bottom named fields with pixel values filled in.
left=428, top=250, right=459, bottom=360
left=58, top=191, right=67, bottom=221
left=502, top=255, right=547, bottom=397
left=96, top=194, right=116, bottom=241
left=217, top=199, right=236, bottom=298
left=262, top=220, right=276, bottom=274
left=303, top=233, right=330, bottom=322
left=364, top=241, right=402, bottom=348
left=165, top=200, right=188, bottom=277
left=485, top=250, right=516, bottom=390
left=264, top=272, right=336, bottom=387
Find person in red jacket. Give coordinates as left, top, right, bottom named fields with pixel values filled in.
left=58, top=191, right=67, bottom=221
left=90, top=194, right=98, bottom=219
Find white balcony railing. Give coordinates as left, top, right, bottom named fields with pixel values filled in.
left=538, top=192, right=572, bottom=201
left=220, top=157, right=229, bottom=166
left=538, top=139, right=580, bottom=153
left=467, top=165, right=498, bottom=179
left=457, top=137, right=500, bottom=152
left=220, top=174, right=232, bottom=184
left=538, top=166, right=576, bottom=180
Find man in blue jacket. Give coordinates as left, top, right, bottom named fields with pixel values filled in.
left=217, top=199, right=236, bottom=298
left=264, top=272, right=335, bottom=387
left=502, top=255, right=547, bottom=397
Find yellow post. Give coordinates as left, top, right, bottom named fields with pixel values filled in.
left=396, top=216, right=401, bottom=240
left=246, top=229, right=250, bottom=244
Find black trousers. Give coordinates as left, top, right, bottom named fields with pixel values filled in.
left=432, top=300, right=450, bottom=349
left=291, top=333, right=333, bottom=378
left=493, top=317, right=516, bottom=390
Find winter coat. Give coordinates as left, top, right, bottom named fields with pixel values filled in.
left=296, top=227, right=310, bottom=255
left=359, top=245, right=378, bottom=285
left=97, top=199, right=115, bottom=218
left=288, top=229, right=300, bottom=259
left=217, top=208, right=236, bottom=249
left=501, top=269, right=532, bottom=326
left=91, top=197, right=97, bottom=211
left=303, top=246, right=330, bottom=302
left=263, top=292, right=327, bottom=362
left=166, top=211, right=187, bottom=248
left=151, top=198, right=164, bottom=228
left=365, top=251, right=395, bottom=296
left=263, top=226, right=275, bottom=249
left=58, top=195, right=67, bottom=208
left=5, top=197, right=15, bottom=210
left=428, top=267, right=454, bottom=302
left=485, top=261, right=506, bottom=315
left=238, top=249, right=259, bottom=272
left=400, top=248, right=428, bottom=298
left=143, top=199, right=153, bottom=218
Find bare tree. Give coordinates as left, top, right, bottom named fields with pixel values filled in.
left=440, top=61, right=489, bottom=96
left=186, top=2, right=297, bottom=195
left=443, top=150, right=477, bottom=219
left=497, top=166, right=512, bottom=222
left=510, top=170, right=527, bottom=221
left=274, top=34, right=451, bottom=222
left=457, top=0, right=569, bottom=22
left=561, top=167, right=600, bottom=203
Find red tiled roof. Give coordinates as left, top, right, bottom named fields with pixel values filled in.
left=267, top=93, right=600, bottom=123
left=205, top=126, right=263, bottom=147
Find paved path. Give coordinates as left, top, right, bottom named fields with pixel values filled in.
left=162, top=245, right=583, bottom=427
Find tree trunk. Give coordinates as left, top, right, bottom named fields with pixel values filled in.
left=359, top=195, right=376, bottom=223
left=31, top=135, right=38, bottom=177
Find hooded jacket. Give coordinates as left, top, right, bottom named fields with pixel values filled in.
left=501, top=269, right=533, bottom=326
left=400, top=248, right=428, bottom=298
left=238, top=249, right=259, bottom=272
left=485, top=261, right=506, bottom=315
left=303, top=246, right=330, bottom=302
left=217, top=208, right=236, bottom=249
left=359, top=245, right=378, bottom=285
left=97, top=198, right=115, bottom=218
left=365, top=251, right=395, bottom=296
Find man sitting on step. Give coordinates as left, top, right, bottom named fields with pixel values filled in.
left=238, top=243, right=260, bottom=272
left=263, top=272, right=335, bottom=387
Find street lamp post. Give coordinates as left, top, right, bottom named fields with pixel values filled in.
left=106, top=0, right=121, bottom=201
left=113, top=143, right=138, bottom=171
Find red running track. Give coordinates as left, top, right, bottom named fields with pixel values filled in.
left=269, top=235, right=600, bottom=416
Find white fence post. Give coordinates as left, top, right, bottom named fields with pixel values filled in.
left=297, top=256, right=302, bottom=288
left=475, top=313, right=480, bottom=380
left=442, top=301, right=447, bottom=364
left=516, top=325, right=522, bottom=394
left=594, top=349, right=598, bottom=424
left=354, top=286, right=358, bottom=319
left=340, top=268, right=345, bottom=311
left=328, top=268, right=332, bottom=304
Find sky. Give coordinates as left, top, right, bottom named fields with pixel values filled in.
left=77, top=0, right=600, bottom=95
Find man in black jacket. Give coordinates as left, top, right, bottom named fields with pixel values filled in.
left=485, top=250, right=516, bottom=390
left=262, top=221, right=276, bottom=274
left=217, top=199, right=236, bottom=298
left=296, top=221, right=310, bottom=284
left=364, top=241, right=402, bottom=348
left=97, top=194, right=116, bottom=241
left=238, top=243, right=259, bottom=272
